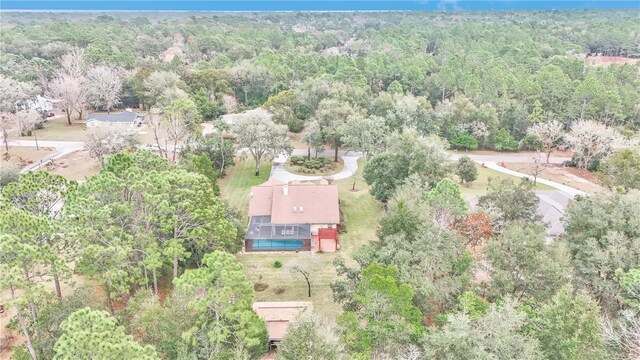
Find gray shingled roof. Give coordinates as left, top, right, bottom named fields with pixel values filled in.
left=86, top=110, right=139, bottom=123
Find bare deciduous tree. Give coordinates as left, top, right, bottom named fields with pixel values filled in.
left=147, top=108, right=168, bottom=159
left=565, top=120, right=622, bottom=170
left=47, top=75, right=86, bottom=125
left=222, top=94, right=238, bottom=114
left=0, top=75, right=39, bottom=113
left=527, top=119, right=565, bottom=164
left=86, top=66, right=122, bottom=114
left=288, top=253, right=319, bottom=298
left=0, top=112, right=17, bottom=152
left=530, top=150, right=546, bottom=186
left=85, top=128, right=138, bottom=164
left=60, top=47, right=87, bottom=78
left=16, top=110, right=42, bottom=150
left=602, top=313, right=640, bottom=360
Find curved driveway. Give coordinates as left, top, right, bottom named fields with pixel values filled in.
left=270, top=151, right=359, bottom=182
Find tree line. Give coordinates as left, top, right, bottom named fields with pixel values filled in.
left=2, top=11, right=639, bottom=132
left=1, top=151, right=270, bottom=359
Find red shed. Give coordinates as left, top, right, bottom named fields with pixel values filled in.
left=318, top=228, right=339, bottom=252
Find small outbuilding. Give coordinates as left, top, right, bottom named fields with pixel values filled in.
left=253, top=301, right=313, bottom=345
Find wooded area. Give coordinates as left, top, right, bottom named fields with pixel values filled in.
left=1, top=10, right=639, bottom=360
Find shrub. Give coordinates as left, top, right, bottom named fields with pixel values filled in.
left=290, top=156, right=335, bottom=171
left=290, top=155, right=305, bottom=164
left=273, top=260, right=283, bottom=268
left=451, top=134, right=479, bottom=151
left=254, top=282, right=269, bottom=292
left=288, top=118, right=304, bottom=133
left=519, top=133, right=543, bottom=151
left=273, top=286, right=285, bottom=295
left=0, top=162, right=20, bottom=188
left=494, top=129, right=519, bottom=152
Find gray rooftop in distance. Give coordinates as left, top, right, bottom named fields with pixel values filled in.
left=86, top=110, right=140, bottom=123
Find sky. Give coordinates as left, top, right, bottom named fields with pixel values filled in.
left=1, top=1, right=639, bottom=11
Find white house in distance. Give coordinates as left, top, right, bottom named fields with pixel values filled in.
left=25, top=95, right=60, bottom=112
left=85, top=109, right=144, bottom=129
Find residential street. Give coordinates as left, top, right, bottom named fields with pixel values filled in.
left=7, top=140, right=85, bottom=173
left=8, top=139, right=585, bottom=200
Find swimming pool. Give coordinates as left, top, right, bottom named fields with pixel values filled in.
left=250, top=239, right=304, bottom=250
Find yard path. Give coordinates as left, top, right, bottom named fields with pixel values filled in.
left=7, top=140, right=85, bottom=173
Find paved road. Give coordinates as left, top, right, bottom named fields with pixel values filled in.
left=482, top=161, right=586, bottom=197
left=466, top=190, right=571, bottom=236
left=449, top=152, right=571, bottom=164
left=8, top=139, right=584, bottom=199
left=8, top=140, right=84, bottom=173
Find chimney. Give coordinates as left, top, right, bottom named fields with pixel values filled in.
left=283, top=183, right=288, bottom=196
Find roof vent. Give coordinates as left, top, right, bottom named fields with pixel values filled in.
left=299, top=207, right=304, bottom=213
left=292, top=206, right=297, bottom=213
left=283, top=183, right=289, bottom=196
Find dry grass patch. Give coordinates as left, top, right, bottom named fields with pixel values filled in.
left=40, top=149, right=100, bottom=181
left=2, top=146, right=54, bottom=168
left=502, top=163, right=605, bottom=193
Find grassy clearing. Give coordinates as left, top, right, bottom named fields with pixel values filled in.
left=217, top=158, right=272, bottom=215
left=457, top=163, right=554, bottom=195
left=236, top=159, right=381, bottom=319
left=36, top=115, right=88, bottom=141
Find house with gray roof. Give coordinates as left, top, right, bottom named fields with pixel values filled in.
left=85, top=109, right=144, bottom=129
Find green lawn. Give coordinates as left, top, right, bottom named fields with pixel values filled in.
left=457, top=163, right=554, bottom=195
left=36, top=116, right=89, bottom=141
left=235, top=160, right=381, bottom=319
left=218, top=158, right=272, bottom=214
